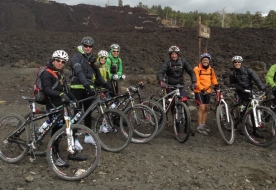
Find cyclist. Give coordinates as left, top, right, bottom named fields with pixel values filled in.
left=265, top=63, right=276, bottom=108
left=229, top=55, right=269, bottom=138
left=157, top=45, right=197, bottom=135
left=193, top=53, right=219, bottom=135
left=106, top=44, right=126, bottom=96
left=41, top=50, right=87, bottom=167
left=70, top=37, right=113, bottom=144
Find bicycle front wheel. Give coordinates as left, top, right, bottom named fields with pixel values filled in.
left=94, top=109, right=133, bottom=153
left=47, top=124, right=101, bottom=181
left=173, top=102, right=191, bottom=143
left=124, top=104, right=158, bottom=143
left=243, top=106, right=276, bottom=147
left=0, top=114, right=29, bottom=163
left=216, top=104, right=235, bottom=145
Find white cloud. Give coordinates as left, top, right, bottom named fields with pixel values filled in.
left=53, top=0, right=275, bottom=15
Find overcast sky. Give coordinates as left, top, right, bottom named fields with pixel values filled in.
left=54, top=0, right=275, bottom=16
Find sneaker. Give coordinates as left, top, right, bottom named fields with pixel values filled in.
left=109, top=128, right=117, bottom=133
left=68, top=151, right=87, bottom=161
left=253, top=130, right=264, bottom=138
left=74, top=139, right=83, bottom=151
left=197, top=126, right=208, bottom=135
left=54, top=153, right=69, bottom=167
left=202, top=125, right=210, bottom=133
left=100, top=125, right=109, bottom=133
left=84, top=135, right=96, bottom=145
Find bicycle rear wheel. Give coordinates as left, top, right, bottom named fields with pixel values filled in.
left=216, top=104, right=235, bottom=145
left=172, top=102, right=191, bottom=143
left=94, top=109, right=132, bottom=152
left=47, top=124, right=101, bottom=181
left=243, top=106, right=276, bottom=147
left=123, top=104, right=158, bottom=143
left=0, top=114, right=29, bottom=163
left=141, top=99, right=166, bottom=136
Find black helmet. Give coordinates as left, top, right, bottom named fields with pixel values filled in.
left=81, top=36, right=94, bottom=46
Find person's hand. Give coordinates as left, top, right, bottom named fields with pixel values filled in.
left=200, top=89, right=206, bottom=94
left=60, top=93, right=70, bottom=104
left=263, top=88, right=270, bottom=96
left=191, top=83, right=196, bottom=89
left=73, top=99, right=80, bottom=108
left=113, top=74, right=119, bottom=80
left=121, top=75, right=126, bottom=80
left=103, top=83, right=113, bottom=93
left=88, top=56, right=96, bottom=64
left=84, top=84, right=96, bottom=96
left=160, top=81, right=168, bottom=88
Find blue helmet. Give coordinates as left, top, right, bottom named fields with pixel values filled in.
left=200, top=53, right=211, bottom=60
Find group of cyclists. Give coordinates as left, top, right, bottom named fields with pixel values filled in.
left=157, top=45, right=274, bottom=138
left=41, top=36, right=123, bottom=166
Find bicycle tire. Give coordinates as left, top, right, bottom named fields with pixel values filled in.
left=0, top=114, right=29, bottom=163
left=94, top=109, right=133, bottom=152
left=141, top=99, right=166, bottom=136
left=172, top=102, right=191, bottom=143
left=123, top=104, right=158, bottom=143
left=46, top=124, right=101, bottom=181
left=216, top=104, right=235, bottom=145
left=24, top=110, right=51, bottom=156
left=243, top=105, right=276, bottom=147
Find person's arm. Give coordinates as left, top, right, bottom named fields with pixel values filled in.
left=183, top=59, right=196, bottom=84
left=211, top=68, right=218, bottom=86
left=41, top=71, right=60, bottom=97
left=117, top=58, right=123, bottom=78
left=265, top=64, right=276, bottom=88
left=248, top=68, right=267, bottom=90
left=71, top=54, right=90, bottom=86
left=157, top=60, right=169, bottom=82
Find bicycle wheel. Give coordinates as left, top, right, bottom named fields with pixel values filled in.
left=24, top=111, right=51, bottom=156
left=243, top=106, right=276, bottom=147
left=216, top=104, right=235, bottom=145
left=123, top=104, right=158, bottom=143
left=47, top=124, right=101, bottom=181
left=172, top=102, right=191, bottom=143
left=141, top=99, right=166, bottom=136
left=0, top=114, right=29, bottom=163
left=94, top=109, right=132, bottom=152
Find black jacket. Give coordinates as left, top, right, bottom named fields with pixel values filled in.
left=229, top=66, right=267, bottom=91
left=41, top=61, right=75, bottom=110
left=70, top=52, right=107, bottom=87
left=157, top=57, right=196, bottom=85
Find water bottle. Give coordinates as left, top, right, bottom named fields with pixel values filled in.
left=71, top=112, right=81, bottom=124
left=38, top=120, right=51, bottom=134
left=110, top=102, right=117, bottom=109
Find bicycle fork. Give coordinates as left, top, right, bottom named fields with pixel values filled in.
left=64, top=108, right=74, bottom=154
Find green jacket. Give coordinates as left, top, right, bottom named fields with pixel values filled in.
left=106, top=50, right=123, bottom=78
left=265, top=64, right=276, bottom=88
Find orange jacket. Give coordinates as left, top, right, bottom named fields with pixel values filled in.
left=193, top=63, right=218, bottom=93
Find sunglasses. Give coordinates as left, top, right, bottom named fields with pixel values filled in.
left=55, top=59, right=66, bottom=64
left=233, top=61, right=241, bottom=63
left=112, top=51, right=119, bottom=53
left=83, top=45, right=93, bottom=48
left=100, top=57, right=107, bottom=60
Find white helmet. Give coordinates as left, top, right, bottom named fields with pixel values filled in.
left=110, top=44, right=120, bottom=51
left=52, top=50, right=69, bottom=62
left=232, top=55, right=243, bottom=63
left=98, top=50, right=109, bottom=58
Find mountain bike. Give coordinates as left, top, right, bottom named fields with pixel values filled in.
left=0, top=96, right=101, bottom=181
left=211, top=87, right=236, bottom=145
left=150, top=84, right=191, bottom=143
left=228, top=90, right=276, bottom=147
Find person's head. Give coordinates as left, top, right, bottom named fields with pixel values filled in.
left=232, top=55, right=243, bottom=69
left=81, top=36, right=94, bottom=54
left=97, top=50, right=109, bottom=64
left=168, top=46, right=180, bottom=61
left=200, top=53, right=211, bottom=68
left=110, top=44, right=120, bottom=58
left=51, top=50, right=68, bottom=70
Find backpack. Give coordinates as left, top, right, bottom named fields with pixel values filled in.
left=33, top=66, right=58, bottom=105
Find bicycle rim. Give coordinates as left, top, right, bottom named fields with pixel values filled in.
left=0, top=114, right=28, bottom=163
left=47, top=124, right=101, bottom=181
left=243, top=106, right=276, bottom=147
left=124, top=104, right=158, bottom=143
left=216, top=104, right=235, bottom=145
left=94, top=109, right=132, bottom=152
left=173, top=102, right=190, bottom=143
left=141, top=99, right=166, bottom=136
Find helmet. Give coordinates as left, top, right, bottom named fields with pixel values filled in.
left=110, top=44, right=120, bottom=51
left=52, top=50, right=69, bottom=62
left=98, top=50, right=109, bottom=57
left=81, top=36, right=94, bottom=46
left=232, top=55, right=243, bottom=62
left=200, top=53, right=211, bottom=60
left=168, top=46, right=180, bottom=54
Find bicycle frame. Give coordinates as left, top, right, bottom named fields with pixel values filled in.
left=155, top=87, right=181, bottom=114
